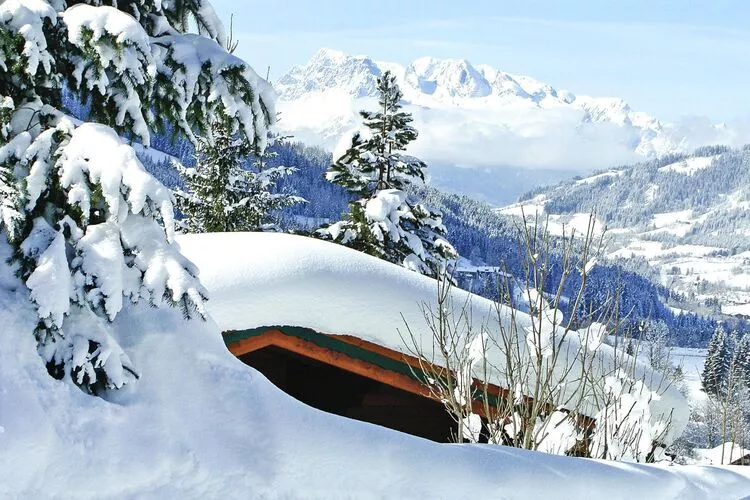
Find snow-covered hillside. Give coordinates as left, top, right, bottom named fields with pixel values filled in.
left=4, top=233, right=750, bottom=498
left=274, top=49, right=739, bottom=206
left=501, top=146, right=750, bottom=321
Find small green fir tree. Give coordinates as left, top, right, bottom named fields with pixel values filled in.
left=320, top=70, right=456, bottom=277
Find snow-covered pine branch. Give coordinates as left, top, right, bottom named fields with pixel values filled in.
left=0, top=96, right=20, bottom=239
left=151, top=32, right=275, bottom=149
left=0, top=0, right=274, bottom=147
left=2, top=116, right=207, bottom=391
left=61, top=5, right=156, bottom=144
left=326, top=189, right=455, bottom=276
left=0, top=0, right=57, bottom=103
left=0, top=0, right=273, bottom=393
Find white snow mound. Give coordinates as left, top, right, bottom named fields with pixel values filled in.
left=2, top=236, right=750, bottom=498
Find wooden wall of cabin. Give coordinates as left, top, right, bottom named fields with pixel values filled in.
left=240, top=346, right=457, bottom=442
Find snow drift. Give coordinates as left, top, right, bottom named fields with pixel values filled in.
left=2, top=235, right=750, bottom=498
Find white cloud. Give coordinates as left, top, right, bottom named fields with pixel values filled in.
left=278, top=97, right=650, bottom=172
left=407, top=104, right=645, bottom=171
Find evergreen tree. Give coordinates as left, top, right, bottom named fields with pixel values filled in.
left=0, top=0, right=274, bottom=393
left=0, top=96, right=11, bottom=144
left=702, top=324, right=731, bottom=396
left=320, top=70, right=457, bottom=276
left=733, top=334, right=750, bottom=389
left=175, top=122, right=303, bottom=233
left=244, top=134, right=307, bottom=231
left=644, top=319, right=671, bottom=373
left=625, top=340, right=635, bottom=356
left=326, top=132, right=372, bottom=197
left=0, top=97, right=20, bottom=239
left=672, top=364, right=684, bottom=384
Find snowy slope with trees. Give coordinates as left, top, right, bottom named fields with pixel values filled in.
left=507, top=145, right=750, bottom=326
left=137, top=136, right=722, bottom=348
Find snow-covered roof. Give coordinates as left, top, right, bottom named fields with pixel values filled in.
left=177, top=232, right=689, bottom=441
left=697, top=443, right=750, bottom=465
left=178, top=231, right=477, bottom=344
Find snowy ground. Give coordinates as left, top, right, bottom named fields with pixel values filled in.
left=658, top=157, right=716, bottom=176
left=672, top=347, right=708, bottom=405
left=3, top=235, right=750, bottom=498
left=723, top=303, right=750, bottom=318
left=574, top=170, right=625, bottom=185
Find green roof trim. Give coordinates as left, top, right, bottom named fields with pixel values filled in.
left=223, top=325, right=428, bottom=384
left=223, top=325, right=500, bottom=406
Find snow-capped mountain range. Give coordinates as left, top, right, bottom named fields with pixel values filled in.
left=275, top=49, right=740, bottom=205
left=278, top=48, right=655, bottom=141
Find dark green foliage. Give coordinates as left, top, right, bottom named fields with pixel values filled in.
left=358, top=71, right=423, bottom=191
left=341, top=201, right=381, bottom=257
left=702, top=325, right=731, bottom=396
left=176, top=118, right=253, bottom=233
left=320, top=70, right=456, bottom=277
left=325, top=70, right=425, bottom=197
left=326, top=132, right=371, bottom=196
left=176, top=121, right=304, bottom=233
left=733, top=334, right=750, bottom=390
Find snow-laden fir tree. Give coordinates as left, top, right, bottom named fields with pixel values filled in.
left=176, top=121, right=304, bottom=233
left=702, top=324, right=732, bottom=396
left=319, top=70, right=456, bottom=277
left=734, top=334, right=750, bottom=390
left=0, top=0, right=274, bottom=393
left=644, top=320, right=672, bottom=374
left=248, top=135, right=308, bottom=230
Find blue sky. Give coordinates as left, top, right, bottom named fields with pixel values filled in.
left=211, top=0, right=750, bottom=122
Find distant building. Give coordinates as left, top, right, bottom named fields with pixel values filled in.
left=697, top=443, right=750, bottom=466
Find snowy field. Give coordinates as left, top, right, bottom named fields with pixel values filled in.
left=3, top=234, right=750, bottom=498
left=574, top=170, right=625, bottom=185
left=723, top=303, right=750, bottom=317
left=658, top=157, right=716, bottom=176
left=672, top=347, right=708, bottom=404
left=649, top=210, right=703, bottom=238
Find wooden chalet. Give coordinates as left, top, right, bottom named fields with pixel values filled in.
left=226, top=325, right=461, bottom=441
left=225, top=325, right=593, bottom=444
